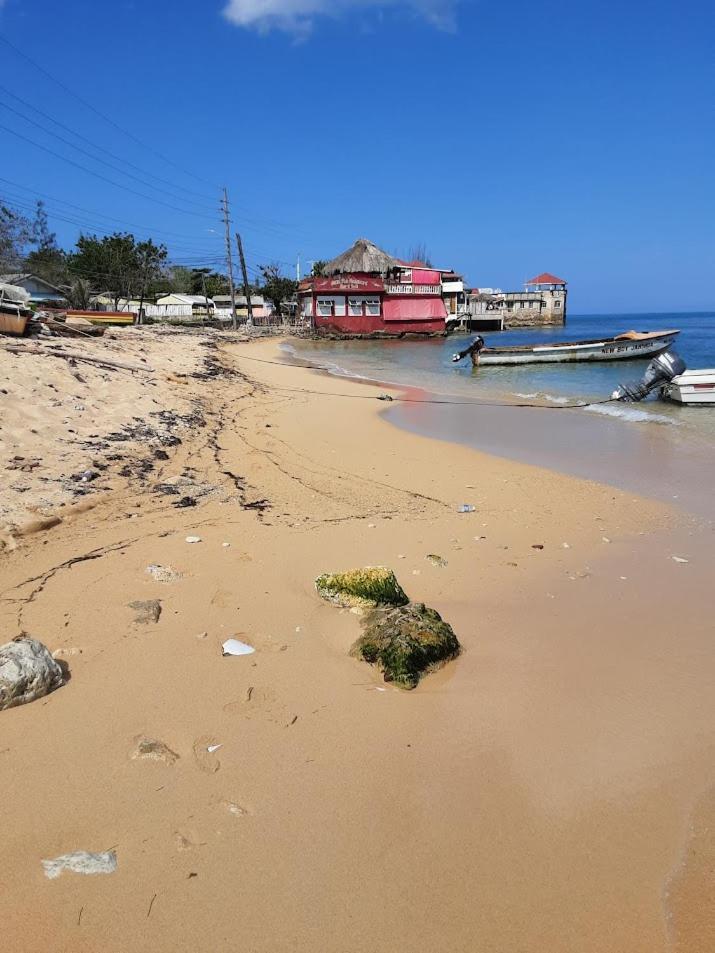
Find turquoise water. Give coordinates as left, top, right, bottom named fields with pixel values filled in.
left=286, top=312, right=715, bottom=513
left=287, top=312, right=715, bottom=441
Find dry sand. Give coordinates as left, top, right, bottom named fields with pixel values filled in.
left=0, top=333, right=712, bottom=952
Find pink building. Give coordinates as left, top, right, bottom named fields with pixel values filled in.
left=299, top=239, right=448, bottom=337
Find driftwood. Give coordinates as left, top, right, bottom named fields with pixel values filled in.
left=0, top=343, right=154, bottom=374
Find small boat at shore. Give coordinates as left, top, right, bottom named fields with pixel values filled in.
left=662, top=369, right=715, bottom=405
left=452, top=329, right=680, bottom=367
left=0, top=283, right=32, bottom=336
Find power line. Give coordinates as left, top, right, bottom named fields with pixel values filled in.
left=0, top=120, right=219, bottom=220
left=0, top=84, right=217, bottom=204
left=0, top=33, right=218, bottom=191
left=0, top=176, right=222, bottom=244
left=0, top=98, right=216, bottom=212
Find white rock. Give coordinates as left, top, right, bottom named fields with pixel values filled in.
left=671, top=556, right=689, bottom=564
left=42, top=851, right=117, bottom=879
left=0, top=637, right=64, bottom=711
left=185, top=536, right=202, bottom=544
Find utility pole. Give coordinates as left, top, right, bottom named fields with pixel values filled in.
left=235, top=232, right=254, bottom=326
left=220, top=187, right=238, bottom=330
left=296, top=253, right=301, bottom=281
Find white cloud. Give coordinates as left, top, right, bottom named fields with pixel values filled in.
left=222, top=0, right=457, bottom=35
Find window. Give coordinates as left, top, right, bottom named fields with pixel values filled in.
left=348, top=298, right=363, bottom=316
left=317, top=298, right=334, bottom=317
left=365, top=298, right=380, bottom=316
left=554, top=299, right=561, bottom=308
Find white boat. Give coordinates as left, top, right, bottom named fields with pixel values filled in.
left=662, top=369, right=715, bottom=405
left=453, top=329, right=681, bottom=367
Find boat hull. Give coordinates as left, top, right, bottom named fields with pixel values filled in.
left=475, top=332, right=679, bottom=366
left=0, top=310, right=29, bottom=336
left=662, top=370, right=715, bottom=405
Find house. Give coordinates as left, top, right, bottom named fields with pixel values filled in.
left=212, top=295, right=274, bottom=322
left=466, top=273, right=567, bottom=328
left=153, top=293, right=215, bottom=318
left=0, top=273, right=66, bottom=305
left=299, top=238, right=448, bottom=337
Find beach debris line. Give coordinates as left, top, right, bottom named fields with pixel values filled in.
left=42, top=851, right=117, bottom=880
left=0, top=637, right=64, bottom=711
left=315, top=567, right=460, bottom=688
left=315, top=567, right=409, bottom=610
left=222, top=638, right=255, bottom=657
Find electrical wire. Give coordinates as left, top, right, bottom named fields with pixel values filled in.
left=0, top=33, right=219, bottom=191
left=0, top=85, right=217, bottom=204
left=0, top=120, right=218, bottom=220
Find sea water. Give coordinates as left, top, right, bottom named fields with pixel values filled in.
left=286, top=312, right=715, bottom=514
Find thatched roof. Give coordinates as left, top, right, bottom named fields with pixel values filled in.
left=321, top=238, right=399, bottom=276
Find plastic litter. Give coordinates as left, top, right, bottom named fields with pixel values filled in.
left=185, top=536, right=202, bottom=544
left=457, top=504, right=476, bottom=513
left=671, top=556, right=689, bottom=564
left=222, top=639, right=255, bottom=657
left=207, top=744, right=222, bottom=754
left=42, top=851, right=117, bottom=880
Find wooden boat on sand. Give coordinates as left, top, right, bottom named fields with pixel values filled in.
left=452, top=329, right=681, bottom=367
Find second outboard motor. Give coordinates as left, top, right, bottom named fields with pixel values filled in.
left=452, top=336, right=485, bottom=365
left=613, top=350, right=686, bottom=402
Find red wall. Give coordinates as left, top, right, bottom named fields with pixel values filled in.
left=314, top=314, right=444, bottom=335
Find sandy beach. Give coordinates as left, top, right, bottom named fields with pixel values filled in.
left=0, top=332, right=712, bottom=952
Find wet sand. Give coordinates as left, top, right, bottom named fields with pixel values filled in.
left=0, top=335, right=712, bottom=952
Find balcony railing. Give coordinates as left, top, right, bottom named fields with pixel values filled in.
left=384, top=284, right=441, bottom=295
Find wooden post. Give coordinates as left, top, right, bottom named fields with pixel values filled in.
left=235, top=232, right=254, bottom=327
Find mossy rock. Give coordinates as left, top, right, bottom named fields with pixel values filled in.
left=352, top=602, right=460, bottom=690
left=315, top=567, right=409, bottom=610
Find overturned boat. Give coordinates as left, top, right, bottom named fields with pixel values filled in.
left=452, top=329, right=680, bottom=367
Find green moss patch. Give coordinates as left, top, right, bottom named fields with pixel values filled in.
left=352, top=602, right=461, bottom=690
left=315, top=567, right=409, bottom=610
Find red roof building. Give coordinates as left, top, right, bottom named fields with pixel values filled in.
left=526, top=273, right=567, bottom=287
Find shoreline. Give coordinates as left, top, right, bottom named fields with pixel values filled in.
left=0, top=333, right=712, bottom=952
left=281, top=336, right=715, bottom=520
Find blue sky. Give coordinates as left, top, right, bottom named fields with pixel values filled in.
left=0, top=0, right=713, bottom=311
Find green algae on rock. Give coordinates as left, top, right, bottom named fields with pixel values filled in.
left=352, top=602, right=461, bottom=689
left=315, top=567, right=409, bottom=610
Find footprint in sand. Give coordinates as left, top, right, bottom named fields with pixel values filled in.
left=175, top=828, right=203, bottom=852
left=192, top=736, right=221, bottom=773
left=223, top=685, right=277, bottom=716
left=220, top=798, right=251, bottom=818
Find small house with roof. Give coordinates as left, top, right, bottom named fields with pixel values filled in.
left=466, top=272, right=567, bottom=328
left=0, top=273, right=66, bottom=305
left=299, top=238, right=448, bottom=336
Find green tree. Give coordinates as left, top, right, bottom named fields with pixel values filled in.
left=25, top=201, right=68, bottom=286
left=258, top=263, right=297, bottom=316
left=68, top=232, right=167, bottom=309
left=0, top=200, right=31, bottom=270
left=310, top=260, right=327, bottom=277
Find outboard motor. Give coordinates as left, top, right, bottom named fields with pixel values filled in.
left=613, top=349, right=686, bottom=402
left=452, top=335, right=486, bottom=364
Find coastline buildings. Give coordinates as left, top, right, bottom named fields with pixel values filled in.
left=299, top=238, right=449, bottom=336
left=466, top=273, right=567, bottom=328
